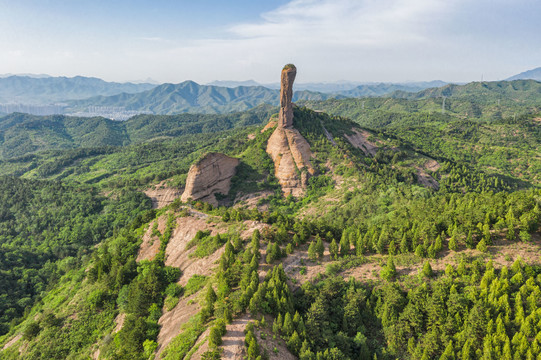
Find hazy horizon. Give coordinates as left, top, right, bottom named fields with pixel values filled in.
left=1, top=0, right=540, bottom=84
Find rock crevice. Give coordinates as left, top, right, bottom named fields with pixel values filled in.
left=181, top=153, right=239, bottom=205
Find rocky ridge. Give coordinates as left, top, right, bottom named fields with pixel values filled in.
left=180, top=153, right=239, bottom=205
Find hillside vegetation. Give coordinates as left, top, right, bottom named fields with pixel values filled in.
left=0, top=82, right=540, bottom=360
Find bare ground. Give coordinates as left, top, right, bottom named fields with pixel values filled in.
left=188, top=327, right=210, bottom=359
left=344, top=128, right=380, bottom=156
left=113, top=313, right=126, bottom=333
left=221, top=313, right=252, bottom=359
left=1, top=334, right=21, bottom=351
left=155, top=292, right=201, bottom=358
left=143, top=181, right=183, bottom=209
left=234, top=191, right=274, bottom=211
left=137, top=215, right=169, bottom=262
left=255, top=315, right=296, bottom=360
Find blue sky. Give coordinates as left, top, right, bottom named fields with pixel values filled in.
left=1, top=0, right=540, bottom=84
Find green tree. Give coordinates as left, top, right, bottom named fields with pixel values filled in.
left=308, top=241, right=317, bottom=261
left=329, top=239, right=339, bottom=260
left=420, top=261, right=434, bottom=278
left=315, top=236, right=325, bottom=259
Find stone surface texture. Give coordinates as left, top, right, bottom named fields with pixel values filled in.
left=266, top=64, right=315, bottom=197
left=278, top=65, right=296, bottom=128
left=181, top=152, right=239, bottom=205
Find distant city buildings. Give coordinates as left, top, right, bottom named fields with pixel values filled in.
left=0, top=103, right=67, bottom=116
left=0, top=104, right=152, bottom=120
left=68, top=106, right=153, bottom=121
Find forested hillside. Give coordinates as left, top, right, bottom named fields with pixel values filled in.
left=0, top=105, right=274, bottom=159
left=0, top=89, right=539, bottom=360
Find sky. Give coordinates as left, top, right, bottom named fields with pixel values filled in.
left=1, top=0, right=540, bottom=84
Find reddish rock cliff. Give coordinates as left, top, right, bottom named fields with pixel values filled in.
left=266, top=64, right=315, bottom=196
left=278, top=64, right=296, bottom=128
left=181, top=153, right=239, bottom=205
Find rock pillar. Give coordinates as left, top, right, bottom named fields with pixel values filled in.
left=278, top=64, right=296, bottom=128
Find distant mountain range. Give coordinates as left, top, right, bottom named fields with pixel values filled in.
left=66, top=81, right=343, bottom=115
left=207, top=80, right=448, bottom=94
left=0, top=75, right=156, bottom=104
left=506, top=67, right=541, bottom=81
left=391, top=79, right=541, bottom=101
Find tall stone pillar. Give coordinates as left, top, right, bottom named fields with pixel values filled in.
left=278, top=64, right=296, bottom=128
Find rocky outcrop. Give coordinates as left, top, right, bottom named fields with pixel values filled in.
left=278, top=64, right=296, bottom=128
left=267, top=127, right=315, bottom=197
left=266, top=64, right=314, bottom=197
left=181, top=153, right=239, bottom=205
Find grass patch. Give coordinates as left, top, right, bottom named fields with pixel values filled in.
left=184, top=275, right=208, bottom=297
left=186, top=230, right=227, bottom=258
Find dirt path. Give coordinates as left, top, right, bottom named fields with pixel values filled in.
left=1, top=334, right=21, bottom=351
left=221, top=313, right=251, bottom=359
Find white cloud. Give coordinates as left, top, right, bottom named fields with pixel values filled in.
left=141, top=0, right=459, bottom=83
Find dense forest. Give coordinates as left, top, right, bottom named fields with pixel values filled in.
left=0, top=80, right=540, bottom=359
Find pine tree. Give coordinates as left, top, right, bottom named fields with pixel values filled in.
left=381, top=256, right=397, bottom=280
left=400, top=233, right=409, bottom=254
left=339, top=235, right=349, bottom=257
left=308, top=241, right=317, bottom=261
left=388, top=240, right=396, bottom=256
left=415, top=244, right=426, bottom=258
left=329, top=239, right=339, bottom=260
left=440, top=340, right=455, bottom=360
left=476, top=238, right=488, bottom=252
left=466, top=230, right=474, bottom=248
left=283, top=312, right=294, bottom=336
left=449, top=235, right=458, bottom=251
left=420, top=261, right=434, bottom=278
left=315, top=236, right=325, bottom=259
left=434, top=235, right=443, bottom=254
left=287, top=331, right=302, bottom=355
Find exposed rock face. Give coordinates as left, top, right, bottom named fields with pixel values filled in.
left=266, top=64, right=314, bottom=197
left=267, top=126, right=315, bottom=197
left=181, top=153, right=239, bottom=206
left=278, top=64, right=296, bottom=128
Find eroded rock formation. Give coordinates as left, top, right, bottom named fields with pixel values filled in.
left=181, top=153, right=239, bottom=206
left=278, top=64, right=296, bottom=128
left=266, top=64, right=315, bottom=196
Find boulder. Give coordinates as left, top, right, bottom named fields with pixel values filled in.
left=181, top=153, right=239, bottom=206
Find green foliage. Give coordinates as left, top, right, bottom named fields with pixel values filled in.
left=183, top=275, right=209, bottom=297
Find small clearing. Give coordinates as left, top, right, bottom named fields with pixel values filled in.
left=143, top=182, right=183, bottom=209
left=344, top=128, right=380, bottom=156
left=137, top=215, right=169, bottom=262
left=2, top=334, right=22, bottom=351
left=415, top=168, right=440, bottom=190
left=221, top=313, right=252, bottom=359
left=113, top=313, right=126, bottom=333
left=234, top=191, right=274, bottom=211
left=164, top=216, right=227, bottom=285
left=156, top=292, right=201, bottom=358
left=255, top=315, right=297, bottom=360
